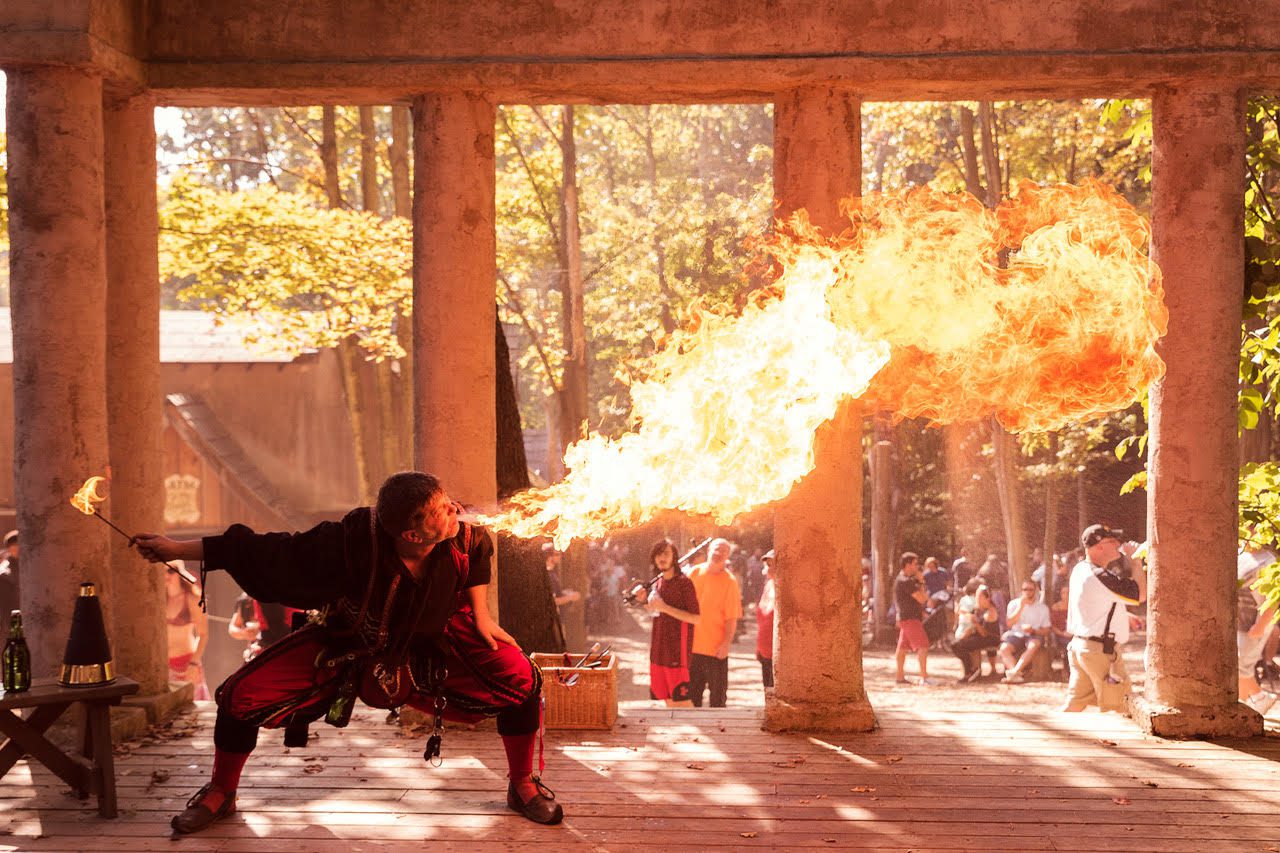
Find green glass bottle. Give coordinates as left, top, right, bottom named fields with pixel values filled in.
left=3, top=610, right=32, bottom=693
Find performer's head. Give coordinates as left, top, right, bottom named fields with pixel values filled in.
left=376, top=471, right=458, bottom=546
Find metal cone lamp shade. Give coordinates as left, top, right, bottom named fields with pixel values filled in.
left=59, top=582, right=115, bottom=686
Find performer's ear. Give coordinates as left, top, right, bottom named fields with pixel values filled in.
left=403, top=529, right=422, bottom=544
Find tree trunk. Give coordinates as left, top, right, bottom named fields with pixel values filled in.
left=359, top=105, right=381, bottom=215
left=493, top=317, right=562, bottom=649
left=321, top=106, right=342, bottom=209
left=496, top=317, right=531, bottom=498
left=336, top=337, right=374, bottom=502
left=1042, top=432, right=1060, bottom=606
left=497, top=533, right=565, bottom=652
left=557, top=105, right=589, bottom=459
left=870, top=414, right=895, bottom=642
left=390, top=105, right=412, bottom=219
left=991, top=418, right=1029, bottom=591
left=1077, top=464, right=1090, bottom=533
left=321, top=109, right=380, bottom=501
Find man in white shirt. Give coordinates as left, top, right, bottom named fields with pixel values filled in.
left=999, top=580, right=1052, bottom=683
left=1063, top=523, right=1146, bottom=712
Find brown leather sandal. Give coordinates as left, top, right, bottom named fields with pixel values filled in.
left=171, top=783, right=237, bottom=834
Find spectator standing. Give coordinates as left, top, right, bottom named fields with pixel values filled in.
left=1063, top=524, right=1146, bottom=712
left=636, top=540, right=700, bottom=707
left=894, top=552, right=934, bottom=685
left=999, top=580, right=1052, bottom=683
left=756, top=550, right=776, bottom=690
left=1238, top=549, right=1278, bottom=715
left=688, top=538, right=742, bottom=707
left=0, top=531, right=18, bottom=624
left=952, top=580, right=1001, bottom=682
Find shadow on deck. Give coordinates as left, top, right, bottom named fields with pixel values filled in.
left=2, top=702, right=1279, bottom=852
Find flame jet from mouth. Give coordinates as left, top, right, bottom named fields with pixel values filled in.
left=487, top=181, right=1167, bottom=548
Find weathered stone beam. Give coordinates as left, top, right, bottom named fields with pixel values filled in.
left=142, top=53, right=1280, bottom=107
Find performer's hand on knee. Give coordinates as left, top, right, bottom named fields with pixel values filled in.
left=476, top=615, right=518, bottom=651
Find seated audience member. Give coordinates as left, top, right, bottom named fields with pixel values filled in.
left=952, top=581, right=1001, bottom=682
left=999, top=580, right=1052, bottom=683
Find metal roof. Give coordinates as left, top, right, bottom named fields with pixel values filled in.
left=0, top=309, right=308, bottom=364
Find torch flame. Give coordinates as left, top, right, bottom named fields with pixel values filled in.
left=70, top=476, right=108, bottom=515
left=487, top=181, right=1166, bottom=548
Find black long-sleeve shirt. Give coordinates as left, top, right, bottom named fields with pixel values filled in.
left=202, top=508, right=492, bottom=651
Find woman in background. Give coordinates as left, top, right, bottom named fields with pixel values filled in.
left=166, top=566, right=210, bottom=699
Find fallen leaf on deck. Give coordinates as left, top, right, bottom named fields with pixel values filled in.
left=773, top=762, right=795, bottom=768
left=1112, top=797, right=1130, bottom=805
left=885, top=755, right=903, bottom=764
left=686, top=763, right=704, bottom=770
left=1027, top=789, right=1040, bottom=795
left=740, top=832, right=758, bottom=838
left=303, top=764, right=325, bottom=774
left=1140, top=780, right=1159, bottom=788
left=1176, top=762, right=1195, bottom=768
left=1098, top=739, right=1117, bottom=746
left=146, top=769, right=170, bottom=790
left=799, top=799, right=810, bottom=804
left=792, top=757, right=807, bottom=764
left=822, top=838, right=836, bottom=843
left=850, top=786, right=875, bottom=793
left=816, top=794, right=827, bottom=799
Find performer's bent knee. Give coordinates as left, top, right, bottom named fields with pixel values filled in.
left=214, top=706, right=259, bottom=753
left=496, top=689, right=541, bottom=737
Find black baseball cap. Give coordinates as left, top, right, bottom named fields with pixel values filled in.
left=1081, top=524, right=1123, bottom=549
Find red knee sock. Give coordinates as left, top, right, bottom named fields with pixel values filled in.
left=501, top=732, right=536, bottom=780
left=211, top=748, right=251, bottom=793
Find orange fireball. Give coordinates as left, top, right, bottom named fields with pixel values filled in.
left=485, top=181, right=1166, bottom=547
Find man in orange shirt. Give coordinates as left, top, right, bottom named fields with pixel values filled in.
left=688, top=538, right=743, bottom=707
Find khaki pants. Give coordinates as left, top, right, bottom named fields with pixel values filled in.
left=1067, top=637, right=1129, bottom=712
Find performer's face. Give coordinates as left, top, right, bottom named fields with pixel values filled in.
left=416, top=491, right=460, bottom=545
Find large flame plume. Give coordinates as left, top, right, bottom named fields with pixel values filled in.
left=487, top=181, right=1166, bottom=547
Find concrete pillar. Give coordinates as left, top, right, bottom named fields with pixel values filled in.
left=104, top=91, right=168, bottom=695
left=411, top=93, right=498, bottom=611
left=6, top=68, right=112, bottom=677
left=1135, top=83, right=1259, bottom=737
left=765, top=88, right=874, bottom=732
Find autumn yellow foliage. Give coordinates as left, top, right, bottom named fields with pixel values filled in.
left=159, top=174, right=412, bottom=360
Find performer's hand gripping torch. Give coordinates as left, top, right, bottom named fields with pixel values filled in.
left=70, top=475, right=199, bottom=586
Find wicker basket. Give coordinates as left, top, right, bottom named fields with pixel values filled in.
left=532, top=652, right=618, bottom=730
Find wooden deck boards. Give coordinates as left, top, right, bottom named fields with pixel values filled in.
left=2, top=704, right=1279, bottom=852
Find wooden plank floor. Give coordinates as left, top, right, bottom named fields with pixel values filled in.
left=2, top=702, right=1279, bottom=852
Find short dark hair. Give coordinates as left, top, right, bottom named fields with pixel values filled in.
left=375, top=472, right=443, bottom=535
left=900, top=551, right=919, bottom=569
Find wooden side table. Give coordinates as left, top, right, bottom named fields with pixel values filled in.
left=0, top=677, right=140, bottom=817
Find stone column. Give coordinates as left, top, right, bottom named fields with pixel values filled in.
left=104, top=91, right=168, bottom=695
left=6, top=68, right=112, bottom=676
left=765, top=88, right=874, bottom=732
left=411, top=93, right=498, bottom=611
left=1135, top=83, right=1259, bottom=737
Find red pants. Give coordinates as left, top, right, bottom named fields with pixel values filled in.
left=213, top=607, right=541, bottom=753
